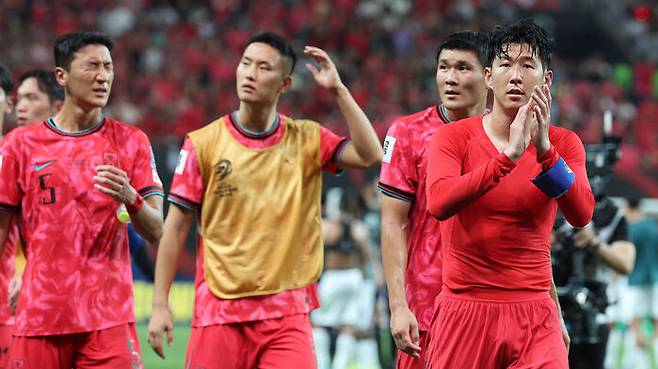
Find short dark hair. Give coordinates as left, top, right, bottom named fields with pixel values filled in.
left=488, top=18, right=554, bottom=70
left=246, top=32, right=297, bottom=75
left=627, top=196, right=641, bottom=210
left=19, top=69, right=65, bottom=104
left=436, top=31, right=489, bottom=68
left=54, top=31, right=113, bottom=70
left=0, top=63, right=14, bottom=95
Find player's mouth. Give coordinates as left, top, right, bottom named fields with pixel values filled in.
left=444, top=90, right=461, bottom=98
left=506, top=87, right=525, bottom=96
left=16, top=115, right=28, bottom=126
left=93, top=87, right=108, bottom=97
left=241, top=84, right=256, bottom=93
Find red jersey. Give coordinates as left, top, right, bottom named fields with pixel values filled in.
left=0, top=221, right=17, bottom=326
left=426, top=116, right=594, bottom=298
left=169, top=113, right=349, bottom=325
left=0, top=117, right=164, bottom=336
left=378, top=105, right=451, bottom=331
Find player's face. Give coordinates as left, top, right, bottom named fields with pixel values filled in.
left=58, top=44, right=114, bottom=110
left=436, top=49, right=487, bottom=111
left=485, top=43, right=552, bottom=112
left=236, top=42, right=291, bottom=105
left=16, top=77, right=57, bottom=127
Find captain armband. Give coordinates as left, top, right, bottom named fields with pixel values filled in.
left=531, top=157, right=575, bottom=198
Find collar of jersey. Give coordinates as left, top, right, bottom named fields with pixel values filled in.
left=229, top=111, right=280, bottom=140
left=437, top=104, right=453, bottom=124
left=45, top=115, right=105, bottom=137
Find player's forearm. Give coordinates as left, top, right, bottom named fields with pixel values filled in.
left=381, top=217, right=410, bottom=311
left=333, top=84, right=382, bottom=168
left=131, top=197, right=164, bottom=243
left=152, top=215, right=190, bottom=307
left=426, top=153, right=514, bottom=220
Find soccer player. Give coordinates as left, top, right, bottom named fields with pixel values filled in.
left=0, top=62, right=14, bottom=368
left=15, top=69, right=65, bottom=127
left=425, top=19, right=595, bottom=369
left=147, top=32, right=382, bottom=369
left=378, top=31, right=488, bottom=369
left=0, top=31, right=164, bottom=368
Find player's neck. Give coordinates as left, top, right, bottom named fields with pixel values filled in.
left=487, top=102, right=518, bottom=138
left=442, top=101, right=487, bottom=122
left=236, top=103, right=278, bottom=133
left=52, top=102, right=103, bottom=132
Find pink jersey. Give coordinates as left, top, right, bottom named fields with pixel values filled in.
left=0, top=117, right=164, bottom=336
left=378, top=105, right=451, bottom=331
left=169, top=113, right=348, bottom=325
left=0, top=221, right=17, bottom=326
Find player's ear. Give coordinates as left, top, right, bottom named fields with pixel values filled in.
left=54, top=67, right=67, bottom=87
left=484, top=66, right=493, bottom=90
left=543, top=69, right=553, bottom=88
left=280, top=75, right=292, bottom=94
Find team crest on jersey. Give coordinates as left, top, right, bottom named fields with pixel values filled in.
left=214, top=159, right=237, bottom=197
left=216, top=159, right=232, bottom=181
left=382, top=135, right=397, bottom=163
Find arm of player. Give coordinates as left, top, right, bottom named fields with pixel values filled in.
left=148, top=205, right=194, bottom=359
left=0, top=213, right=11, bottom=256
left=94, top=165, right=164, bottom=242
left=425, top=124, right=517, bottom=220
left=551, top=134, right=595, bottom=227
left=304, top=46, right=382, bottom=169
left=549, top=279, right=570, bottom=351
left=381, top=196, right=421, bottom=357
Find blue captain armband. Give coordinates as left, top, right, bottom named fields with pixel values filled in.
left=531, top=157, right=575, bottom=198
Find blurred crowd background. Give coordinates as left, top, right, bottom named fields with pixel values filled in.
left=2, top=0, right=658, bottom=197
left=3, top=0, right=658, bottom=368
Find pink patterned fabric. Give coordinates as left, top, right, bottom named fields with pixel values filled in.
left=378, top=105, right=449, bottom=331
left=169, top=115, right=345, bottom=325
left=0, top=118, right=163, bottom=336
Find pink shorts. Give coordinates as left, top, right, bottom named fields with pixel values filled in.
left=427, top=292, right=568, bottom=369
left=9, top=323, right=142, bottom=369
left=185, top=313, right=316, bottom=369
left=396, top=330, right=429, bottom=369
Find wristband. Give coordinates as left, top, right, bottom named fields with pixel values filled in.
left=531, top=157, right=575, bottom=198
left=125, top=193, right=145, bottom=215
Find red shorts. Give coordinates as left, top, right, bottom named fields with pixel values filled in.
left=0, top=325, right=12, bottom=369
left=185, top=313, right=316, bottom=369
left=9, top=323, right=142, bottom=369
left=396, top=330, right=429, bottom=369
left=427, top=292, right=568, bottom=369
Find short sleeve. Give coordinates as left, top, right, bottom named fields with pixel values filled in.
left=319, top=126, right=350, bottom=174
left=131, top=131, right=164, bottom=199
left=377, top=121, right=416, bottom=202
left=167, top=138, right=204, bottom=211
left=0, top=133, right=22, bottom=213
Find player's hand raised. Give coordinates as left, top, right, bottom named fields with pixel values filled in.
left=503, top=98, right=536, bottom=162
left=147, top=304, right=174, bottom=359
left=94, top=165, right=137, bottom=205
left=390, top=305, right=421, bottom=358
left=531, top=84, right=552, bottom=156
left=304, top=46, right=344, bottom=94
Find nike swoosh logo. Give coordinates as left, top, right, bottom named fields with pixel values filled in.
left=34, top=160, right=55, bottom=171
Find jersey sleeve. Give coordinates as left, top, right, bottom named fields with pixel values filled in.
left=319, top=126, right=350, bottom=174
left=553, top=131, right=595, bottom=227
left=168, top=137, right=204, bottom=211
left=0, top=133, right=22, bottom=213
left=131, top=131, right=164, bottom=199
left=377, top=121, right=416, bottom=202
left=425, top=124, right=516, bottom=220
